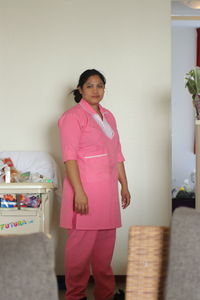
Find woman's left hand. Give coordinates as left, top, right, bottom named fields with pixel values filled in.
left=121, top=187, right=131, bottom=209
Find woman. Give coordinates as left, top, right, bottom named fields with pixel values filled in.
left=58, top=69, right=131, bottom=300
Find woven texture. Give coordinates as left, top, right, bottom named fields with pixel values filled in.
left=126, top=226, right=169, bottom=300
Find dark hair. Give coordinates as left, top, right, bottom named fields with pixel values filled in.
left=72, top=69, right=106, bottom=103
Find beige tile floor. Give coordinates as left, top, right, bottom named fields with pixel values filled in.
left=59, top=276, right=126, bottom=300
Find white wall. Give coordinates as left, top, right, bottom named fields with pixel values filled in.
left=172, top=22, right=196, bottom=190
left=0, top=0, right=171, bottom=274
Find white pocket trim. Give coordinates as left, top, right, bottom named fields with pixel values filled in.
left=83, top=154, right=108, bottom=159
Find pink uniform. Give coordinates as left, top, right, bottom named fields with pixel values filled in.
left=65, top=229, right=116, bottom=300
left=58, top=98, right=125, bottom=230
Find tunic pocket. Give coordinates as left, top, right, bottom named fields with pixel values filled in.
left=82, top=153, right=111, bottom=182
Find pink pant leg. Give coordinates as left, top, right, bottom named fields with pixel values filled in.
left=91, top=229, right=116, bottom=300
left=65, top=229, right=97, bottom=300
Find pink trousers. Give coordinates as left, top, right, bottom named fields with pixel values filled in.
left=65, top=229, right=116, bottom=300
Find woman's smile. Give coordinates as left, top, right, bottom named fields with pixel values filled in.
left=78, top=75, right=105, bottom=107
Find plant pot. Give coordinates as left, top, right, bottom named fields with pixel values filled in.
left=193, top=95, right=200, bottom=120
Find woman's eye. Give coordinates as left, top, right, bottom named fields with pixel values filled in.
left=85, top=84, right=104, bottom=88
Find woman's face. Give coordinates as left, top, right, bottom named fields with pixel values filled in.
left=78, top=75, right=105, bottom=106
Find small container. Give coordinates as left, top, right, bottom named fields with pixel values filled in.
left=5, top=166, right=11, bottom=183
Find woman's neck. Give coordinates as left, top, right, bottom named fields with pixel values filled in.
left=87, top=102, right=99, bottom=112
left=92, top=104, right=103, bottom=120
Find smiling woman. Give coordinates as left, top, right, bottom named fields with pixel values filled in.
left=73, top=69, right=106, bottom=105
left=78, top=76, right=105, bottom=105
left=58, top=69, right=131, bottom=300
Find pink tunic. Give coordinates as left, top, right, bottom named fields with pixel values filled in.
left=58, top=99, right=125, bottom=230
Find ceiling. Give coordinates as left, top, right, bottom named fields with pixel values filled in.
left=171, top=1, right=200, bottom=16
left=171, top=1, right=200, bottom=27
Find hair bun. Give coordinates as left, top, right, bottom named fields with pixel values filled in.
left=73, top=89, right=82, bottom=103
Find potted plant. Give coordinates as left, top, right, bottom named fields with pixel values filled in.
left=185, top=66, right=200, bottom=120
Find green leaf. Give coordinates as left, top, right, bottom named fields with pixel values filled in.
left=185, top=67, right=200, bottom=98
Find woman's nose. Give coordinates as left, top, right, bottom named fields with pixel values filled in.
left=92, top=86, right=98, bottom=93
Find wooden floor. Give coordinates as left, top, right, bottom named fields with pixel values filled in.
left=59, top=276, right=126, bottom=300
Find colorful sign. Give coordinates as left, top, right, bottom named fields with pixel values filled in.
left=0, top=219, right=34, bottom=231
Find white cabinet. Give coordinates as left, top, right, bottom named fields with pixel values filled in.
left=0, top=183, right=55, bottom=235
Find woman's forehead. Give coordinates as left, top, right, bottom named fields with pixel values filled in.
left=84, top=75, right=104, bottom=84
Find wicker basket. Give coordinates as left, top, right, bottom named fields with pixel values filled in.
left=126, top=226, right=169, bottom=300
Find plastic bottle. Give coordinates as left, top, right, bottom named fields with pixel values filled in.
left=183, top=179, right=192, bottom=192
left=5, top=166, right=10, bottom=183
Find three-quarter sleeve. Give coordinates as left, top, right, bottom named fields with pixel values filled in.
left=58, top=112, right=81, bottom=162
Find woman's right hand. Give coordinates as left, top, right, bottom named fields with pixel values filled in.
left=64, top=160, right=89, bottom=215
left=74, top=190, right=89, bottom=215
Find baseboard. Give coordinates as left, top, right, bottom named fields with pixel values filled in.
left=57, top=275, right=66, bottom=290
left=57, top=275, right=126, bottom=290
